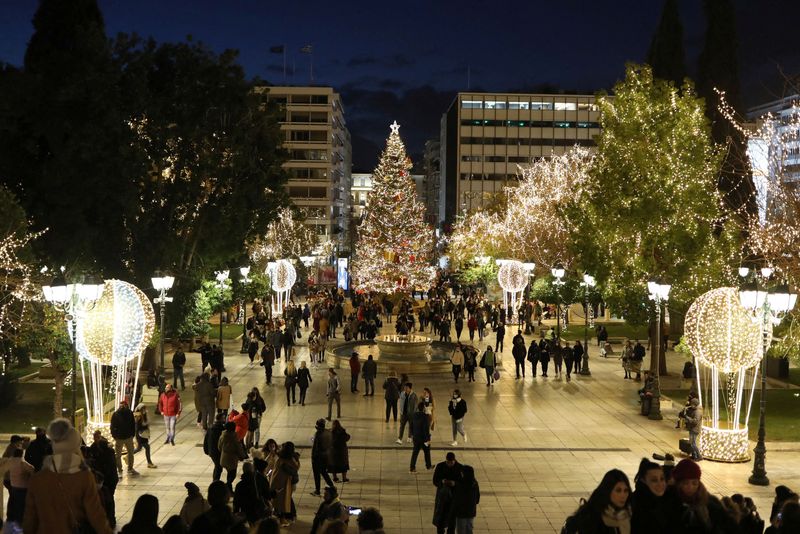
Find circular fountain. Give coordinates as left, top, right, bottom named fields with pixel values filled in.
left=375, top=334, right=432, bottom=357
left=328, top=333, right=459, bottom=374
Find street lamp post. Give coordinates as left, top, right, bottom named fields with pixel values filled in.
left=215, top=270, right=230, bottom=347
left=646, top=279, right=671, bottom=421
left=580, top=273, right=596, bottom=376
left=151, top=272, right=175, bottom=372
left=551, top=263, right=565, bottom=341
left=523, top=262, right=535, bottom=333
left=42, top=274, right=104, bottom=426
left=239, top=266, right=251, bottom=353
left=738, top=266, right=796, bottom=486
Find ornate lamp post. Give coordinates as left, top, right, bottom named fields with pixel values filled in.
left=239, top=266, right=251, bottom=353
left=646, top=279, right=671, bottom=421
left=215, top=270, right=230, bottom=347
left=42, top=274, right=104, bottom=425
left=580, top=273, right=596, bottom=375
left=151, top=272, right=175, bottom=372
left=738, top=266, right=796, bottom=485
left=522, top=262, right=535, bottom=330
left=551, top=263, right=565, bottom=340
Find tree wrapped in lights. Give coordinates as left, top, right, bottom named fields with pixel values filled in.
left=249, top=207, right=317, bottom=268
left=353, top=122, right=433, bottom=293
left=566, top=64, right=739, bottom=326
left=447, top=211, right=506, bottom=268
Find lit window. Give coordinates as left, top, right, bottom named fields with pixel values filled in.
left=461, top=100, right=483, bottom=109
left=530, top=101, right=554, bottom=111
left=508, top=101, right=529, bottom=110
left=555, top=102, right=577, bottom=111
left=485, top=100, right=507, bottom=110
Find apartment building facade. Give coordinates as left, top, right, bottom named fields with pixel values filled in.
left=422, top=138, right=441, bottom=226
left=254, top=86, right=352, bottom=252
left=440, top=92, right=603, bottom=225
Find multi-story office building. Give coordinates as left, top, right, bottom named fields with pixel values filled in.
left=350, top=172, right=425, bottom=220
left=747, top=95, right=800, bottom=186
left=440, top=92, right=602, bottom=224
left=422, top=139, right=441, bottom=227
left=254, top=86, right=352, bottom=252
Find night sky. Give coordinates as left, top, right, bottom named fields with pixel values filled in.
left=1, top=0, right=797, bottom=170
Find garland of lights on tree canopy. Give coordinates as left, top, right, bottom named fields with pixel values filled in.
left=353, top=122, right=433, bottom=293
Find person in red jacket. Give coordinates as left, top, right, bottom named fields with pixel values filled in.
left=157, top=384, right=182, bottom=445
left=228, top=406, right=249, bottom=442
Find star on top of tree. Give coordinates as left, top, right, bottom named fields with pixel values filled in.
left=389, top=120, right=400, bottom=134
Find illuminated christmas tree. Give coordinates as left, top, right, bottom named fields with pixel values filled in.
left=353, top=122, right=433, bottom=293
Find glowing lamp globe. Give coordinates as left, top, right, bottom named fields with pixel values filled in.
left=76, top=280, right=156, bottom=366
left=271, top=259, right=297, bottom=292
left=684, top=287, right=762, bottom=373
left=497, top=260, right=529, bottom=293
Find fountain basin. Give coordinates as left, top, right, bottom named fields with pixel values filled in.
left=375, top=334, right=432, bottom=358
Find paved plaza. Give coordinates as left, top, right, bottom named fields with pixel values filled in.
left=46, top=323, right=800, bottom=532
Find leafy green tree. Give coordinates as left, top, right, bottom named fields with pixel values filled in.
left=16, top=305, right=74, bottom=419
left=0, top=0, right=142, bottom=275
left=647, top=0, right=686, bottom=87
left=566, top=65, right=740, bottom=368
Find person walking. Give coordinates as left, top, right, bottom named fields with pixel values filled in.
left=632, top=340, right=646, bottom=381
left=479, top=346, right=496, bottom=387
left=216, top=377, right=232, bottom=418
left=448, top=389, right=468, bottom=446
left=244, top=388, right=266, bottom=449
left=552, top=342, right=564, bottom=379
left=270, top=442, right=300, bottom=528
left=203, top=414, right=226, bottom=482
left=563, top=342, right=574, bottom=382
left=284, top=360, right=298, bottom=406
left=620, top=339, right=633, bottom=379
left=362, top=354, right=377, bottom=396
left=172, top=345, right=187, bottom=390
left=328, top=420, right=351, bottom=483
left=432, top=452, right=462, bottom=534
left=512, top=335, right=527, bottom=379
left=310, top=419, right=335, bottom=496
left=110, top=400, right=138, bottom=476
left=297, top=361, right=312, bottom=406
left=452, top=465, right=480, bottom=534
left=195, top=374, right=217, bottom=431
left=218, top=422, right=247, bottom=490
left=133, top=404, right=157, bottom=468
left=572, top=340, right=584, bottom=375
left=409, top=402, right=432, bottom=473
left=259, top=343, right=275, bottom=386
left=422, top=387, right=436, bottom=431
left=383, top=371, right=401, bottom=422
left=396, top=383, right=418, bottom=444
left=326, top=368, right=342, bottom=421
left=464, top=346, right=477, bottom=383
left=247, top=332, right=260, bottom=365
left=527, top=340, right=539, bottom=377
left=538, top=338, right=550, bottom=377
left=158, top=383, right=182, bottom=445
left=23, top=419, right=113, bottom=534
left=281, top=327, right=294, bottom=362
left=467, top=315, right=477, bottom=342
left=349, top=352, right=361, bottom=393
left=454, top=315, right=463, bottom=341
left=450, top=344, right=465, bottom=383
left=494, top=322, right=505, bottom=353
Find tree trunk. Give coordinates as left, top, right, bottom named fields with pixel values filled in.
left=53, top=369, right=65, bottom=420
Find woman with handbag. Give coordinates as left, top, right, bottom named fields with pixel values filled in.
left=133, top=404, right=157, bottom=468
left=284, top=360, right=298, bottom=406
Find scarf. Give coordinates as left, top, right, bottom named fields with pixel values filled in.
left=601, top=505, right=631, bottom=534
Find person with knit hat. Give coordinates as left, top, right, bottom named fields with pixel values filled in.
left=562, top=469, right=631, bottom=534
left=180, top=481, right=210, bottom=528
left=663, top=458, right=739, bottom=533
left=23, top=418, right=113, bottom=534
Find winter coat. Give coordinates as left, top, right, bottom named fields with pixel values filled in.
left=512, top=342, right=527, bottom=362
left=383, top=377, right=401, bottom=401
left=349, top=356, right=361, bottom=376
left=631, top=483, right=668, bottom=534
left=110, top=406, right=136, bottom=440
left=195, top=380, right=216, bottom=409
left=229, top=411, right=249, bottom=441
left=24, top=436, right=52, bottom=472
left=188, top=506, right=248, bottom=534
left=312, top=428, right=333, bottom=463
left=218, top=430, right=246, bottom=471
left=410, top=411, right=430, bottom=443
left=216, top=384, right=232, bottom=410
left=450, top=350, right=464, bottom=367
left=327, top=427, right=350, bottom=473
left=180, top=495, right=210, bottom=528
left=233, top=471, right=268, bottom=524
left=203, top=421, right=225, bottom=461
left=158, top=390, right=182, bottom=416
left=399, top=390, right=418, bottom=419
left=451, top=467, right=480, bottom=519
left=527, top=343, right=539, bottom=362
left=270, top=456, right=300, bottom=516
left=663, top=485, right=740, bottom=534
left=448, top=397, right=467, bottom=420
left=362, top=358, right=378, bottom=379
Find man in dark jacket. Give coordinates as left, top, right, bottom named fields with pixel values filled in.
left=512, top=334, right=527, bottom=379
left=310, top=485, right=348, bottom=534
left=204, top=414, right=226, bottom=481
left=409, top=402, right=432, bottom=472
left=233, top=462, right=267, bottom=525
left=349, top=352, right=361, bottom=393
left=172, top=346, right=187, bottom=390
left=494, top=322, right=505, bottom=353
left=110, top=400, right=137, bottom=475
left=572, top=340, right=584, bottom=375
left=88, top=430, right=120, bottom=497
left=24, top=427, right=52, bottom=472
left=310, top=419, right=335, bottom=496
left=451, top=465, right=480, bottom=533
left=361, top=354, right=378, bottom=396
left=432, top=452, right=462, bottom=534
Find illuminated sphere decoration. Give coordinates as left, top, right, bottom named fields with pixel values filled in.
left=497, top=260, right=529, bottom=293
left=684, top=287, right=762, bottom=373
left=76, top=280, right=156, bottom=366
left=270, top=259, right=297, bottom=292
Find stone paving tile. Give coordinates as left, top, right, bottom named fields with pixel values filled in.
left=46, top=321, right=799, bottom=532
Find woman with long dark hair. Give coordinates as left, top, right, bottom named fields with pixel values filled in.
left=121, top=493, right=161, bottom=534
left=563, top=469, right=631, bottom=533
left=328, top=420, right=350, bottom=483
left=631, top=458, right=667, bottom=534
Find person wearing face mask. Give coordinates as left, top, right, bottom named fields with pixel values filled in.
left=663, top=459, right=739, bottom=534
left=447, top=390, right=467, bottom=447
left=562, top=469, right=632, bottom=534
left=630, top=458, right=667, bottom=534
